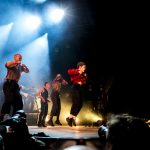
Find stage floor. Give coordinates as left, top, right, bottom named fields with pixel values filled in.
left=28, top=126, right=99, bottom=139
left=28, top=126, right=101, bottom=149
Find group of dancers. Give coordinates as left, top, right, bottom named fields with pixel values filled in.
left=0, top=53, right=87, bottom=127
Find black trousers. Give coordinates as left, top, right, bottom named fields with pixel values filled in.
left=70, top=84, right=85, bottom=116
left=50, top=91, right=61, bottom=117
left=37, top=102, right=48, bottom=125
left=1, top=80, right=23, bottom=116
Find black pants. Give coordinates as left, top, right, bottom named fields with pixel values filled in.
left=70, top=85, right=85, bottom=116
left=1, top=80, right=23, bottom=116
left=37, top=102, right=48, bottom=125
left=50, top=90, right=61, bottom=117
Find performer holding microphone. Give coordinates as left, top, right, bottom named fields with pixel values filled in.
left=0, top=53, right=29, bottom=122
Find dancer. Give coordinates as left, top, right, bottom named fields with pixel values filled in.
left=37, top=82, right=50, bottom=127
left=0, top=53, right=29, bottom=121
left=48, top=74, right=68, bottom=126
left=66, top=62, right=87, bottom=127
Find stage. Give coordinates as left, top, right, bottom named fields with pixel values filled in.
left=28, top=126, right=102, bottom=149
left=28, top=126, right=99, bottom=139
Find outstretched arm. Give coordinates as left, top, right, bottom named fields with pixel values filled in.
left=68, top=69, right=79, bottom=75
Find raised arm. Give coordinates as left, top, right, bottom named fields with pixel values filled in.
left=68, top=69, right=79, bottom=75
left=5, top=61, right=21, bottom=68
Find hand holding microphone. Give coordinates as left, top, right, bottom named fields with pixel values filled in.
left=13, top=60, right=21, bottom=65
left=22, top=64, right=29, bottom=73
left=22, top=64, right=27, bottom=68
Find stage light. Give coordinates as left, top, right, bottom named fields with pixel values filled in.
left=0, top=22, right=14, bottom=50
left=45, top=115, right=49, bottom=122
left=29, top=0, right=47, bottom=3
left=76, top=117, right=79, bottom=123
left=146, top=120, right=150, bottom=127
left=37, top=33, right=48, bottom=48
left=83, top=111, right=102, bottom=123
left=45, top=5, right=65, bottom=25
left=19, top=33, right=50, bottom=86
left=49, top=8, right=65, bottom=23
left=23, top=15, right=41, bottom=31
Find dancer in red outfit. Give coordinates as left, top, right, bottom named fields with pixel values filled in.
left=66, top=62, right=87, bottom=127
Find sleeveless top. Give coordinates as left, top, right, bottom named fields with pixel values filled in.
left=41, top=88, right=48, bottom=103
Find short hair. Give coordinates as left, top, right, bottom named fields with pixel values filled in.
left=77, top=61, right=86, bottom=68
left=14, top=53, right=22, bottom=58
left=106, top=114, right=150, bottom=150
left=44, top=82, right=49, bottom=86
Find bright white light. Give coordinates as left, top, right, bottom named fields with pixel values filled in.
left=30, top=0, right=47, bottom=3
left=22, top=33, right=48, bottom=55
left=45, top=115, right=49, bottom=122
left=76, top=117, right=79, bottom=123
left=36, top=33, right=48, bottom=48
left=20, top=33, right=50, bottom=86
left=48, top=8, right=65, bottom=24
left=12, top=12, right=42, bottom=45
left=0, top=22, right=14, bottom=51
left=23, top=15, right=41, bottom=31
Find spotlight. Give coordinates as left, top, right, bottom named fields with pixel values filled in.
left=23, top=15, right=41, bottom=31
left=29, top=0, right=47, bottom=3
left=0, top=22, right=14, bottom=50
left=49, top=8, right=65, bottom=23
left=45, top=5, right=65, bottom=25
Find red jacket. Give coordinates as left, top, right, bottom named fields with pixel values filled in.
left=68, top=69, right=87, bottom=85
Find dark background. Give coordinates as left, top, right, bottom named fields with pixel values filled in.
left=53, top=1, right=149, bottom=118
